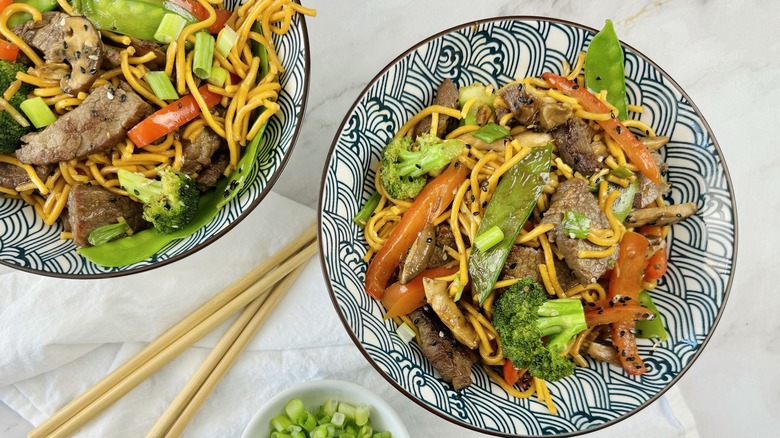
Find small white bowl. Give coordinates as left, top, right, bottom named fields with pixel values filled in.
left=242, top=379, right=410, bottom=438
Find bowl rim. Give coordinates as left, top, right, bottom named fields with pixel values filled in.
left=0, top=10, right=311, bottom=280
left=240, top=379, right=411, bottom=438
left=317, top=15, right=738, bottom=437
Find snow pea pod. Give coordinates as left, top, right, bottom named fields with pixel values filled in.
left=636, top=290, right=668, bottom=341
left=469, top=144, right=552, bottom=304
left=585, top=19, right=628, bottom=120
left=71, top=0, right=198, bottom=41
left=7, top=1, right=59, bottom=27
left=610, top=178, right=638, bottom=223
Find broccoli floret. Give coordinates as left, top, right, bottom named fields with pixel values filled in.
left=117, top=167, right=200, bottom=234
left=0, top=60, right=33, bottom=154
left=492, top=278, right=587, bottom=382
left=379, top=133, right=464, bottom=199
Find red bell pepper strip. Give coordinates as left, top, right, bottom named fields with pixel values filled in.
left=584, top=298, right=655, bottom=327
left=382, top=266, right=459, bottom=318
left=503, top=358, right=521, bottom=386
left=365, top=164, right=468, bottom=300
left=169, top=0, right=232, bottom=33
left=643, top=249, right=668, bottom=280
left=0, top=39, right=18, bottom=62
left=542, top=73, right=661, bottom=185
left=127, top=84, right=221, bottom=147
left=608, top=231, right=650, bottom=375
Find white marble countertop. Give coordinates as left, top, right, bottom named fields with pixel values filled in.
left=3, top=0, right=779, bottom=436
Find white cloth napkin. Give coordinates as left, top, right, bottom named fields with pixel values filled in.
left=0, top=191, right=699, bottom=437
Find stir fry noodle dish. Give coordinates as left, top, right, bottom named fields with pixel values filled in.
left=0, top=0, right=314, bottom=263
left=356, top=21, right=697, bottom=413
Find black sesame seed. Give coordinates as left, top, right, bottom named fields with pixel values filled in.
left=120, top=94, right=126, bottom=102
left=596, top=76, right=602, bottom=81
left=621, top=350, right=627, bottom=357
left=626, top=356, right=635, bottom=362
left=473, top=211, right=479, bottom=216
left=74, top=50, right=80, bottom=59
left=573, top=84, right=580, bottom=89
left=80, top=66, right=86, bottom=74
left=616, top=126, right=622, bottom=134
left=83, top=24, right=88, bottom=31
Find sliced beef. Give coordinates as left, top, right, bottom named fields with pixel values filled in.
left=410, top=306, right=478, bottom=391
left=500, top=245, right=543, bottom=284
left=102, top=45, right=123, bottom=69
left=13, top=11, right=68, bottom=62
left=541, top=178, right=618, bottom=285
left=553, top=256, right=582, bottom=292
left=0, top=163, right=51, bottom=190
left=428, top=223, right=456, bottom=268
left=633, top=151, right=670, bottom=208
left=67, top=184, right=149, bottom=247
left=414, top=79, right=459, bottom=138
left=128, top=37, right=167, bottom=69
left=180, top=127, right=225, bottom=174
left=497, top=83, right=540, bottom=126
left=16, top=83, right=152, bottom=165
left=552, top=118, right=602, bottom=177
left=196, top=151, right=230, bottom=192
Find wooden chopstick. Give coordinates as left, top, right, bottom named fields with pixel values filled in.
left=148, top=264, right=307, bottom=437
left=29, top=224, right=318, bottom=438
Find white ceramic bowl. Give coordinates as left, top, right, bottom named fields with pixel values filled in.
left=242, top=379, right=410, bottom=438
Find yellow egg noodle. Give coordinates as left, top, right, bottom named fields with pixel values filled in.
left=362, top=52, right=672, bottom=412
left=0, top=0, right=315, bottom=233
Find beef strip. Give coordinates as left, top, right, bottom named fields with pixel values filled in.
left=410, top=306, right=478, bottom=391
left=428, top=223, right=456, bottom=268
left=196, top=151, right=230, bottom=192
left=16, top=83, right=152, bottom=165
left=553, top=256, right=582, bottom=292
left=414, top=79, right=459, bottom=138
left=500, top=245, right=543, bottom=284
left=13, top=12, right=68, bottom=62
left=67, top=184, right=149, bottom=247
left=180, top=127, right=225, bottom=174
left=497, top=83, right=540, bottom=126
left=552, top=118, right=603, bottom=177
left=541, top=178, right=618, bottom=285
left=633, top=151, right=670, bottom=208
left=0, top=163, right=51, bottom=190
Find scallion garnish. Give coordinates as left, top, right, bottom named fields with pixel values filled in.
left=473, top=225, right=505, bottom=252
left=19, top=96, right=56, bottom=128
left=562, top=210, right=591, bottom=239
left=193, top=31, right=215, bottom=80
left=215, top=25, right=237, bottom=58
left=145, top=71, right=179, bottom=101
left=472, top=122, right=510, bottom=143
left=352, top=192, right=381, bottom=229
left=154, top=13, right=187, bottom=44
left=207, top=65, right=228, bottom=87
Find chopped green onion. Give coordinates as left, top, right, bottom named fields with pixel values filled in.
left=330, top=412, right=346, bottom=428
left=473, top=225, right=504, bottom=252
left=144, top=71, right=179, bottom=101
left=322, top=399, right=338, bottom=417
left=611, top=166, right=634, bottom=178
left=192, top=31, right=215, bottom=80
left=353, top=192, right=381, bottom=229
left=472, top=122, right=510, bottom=143
left=19, top=96, right=56, bottom=128
left=297, top=411, right=317, bottom=431
left=270, top=432, right=292, bottom=438
left=358, top=425, right=373, bottom=438
left=87, top=222, right=130, bottom=246
left=154, top=13, right=187, bottom=44
left=562, top=210, right=591, bottom=239
left=271, top=414, right=294, bottom=432
left=285, top=398, right=306, bottom=423
left=215, top=25, right=237, bottom=58
left=372, top=432, right=392, bottom=438
left=207, top=65, right=228, bottom=87
left=338, top=402, right=356, bottom=421
left=395, top=322, right=416, bottom=344
left=354, top=404, right=370, bottom=427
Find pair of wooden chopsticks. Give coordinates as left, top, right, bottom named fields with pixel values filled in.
left=29, top=223, right=318, bottom=438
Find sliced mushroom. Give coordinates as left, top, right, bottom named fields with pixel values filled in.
left=583, top=341, right=621, bottom=366
left=59, top=16, right=103, bottom=94
left=398, top=223, right=436, bottom=284
left=513, top=131, right=553, bottom=149
left=640, top=135, right=670, bottom=152
left=625, top=202, right=697, bottom=227
left=457, top=132, right=506, bottom=152
left=537, top=101, right=573, bottom=131
left=423, top=278, right=479, bottom=349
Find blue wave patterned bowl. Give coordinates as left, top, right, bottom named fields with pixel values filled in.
left=0, top=1, right=310, bottom=278
left=318, top=17, right=737, bottom=436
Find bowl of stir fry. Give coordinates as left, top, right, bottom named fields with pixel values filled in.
left=0, top=0, right=313, bottom=277
left=319, top=17, right=736, bottom=436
